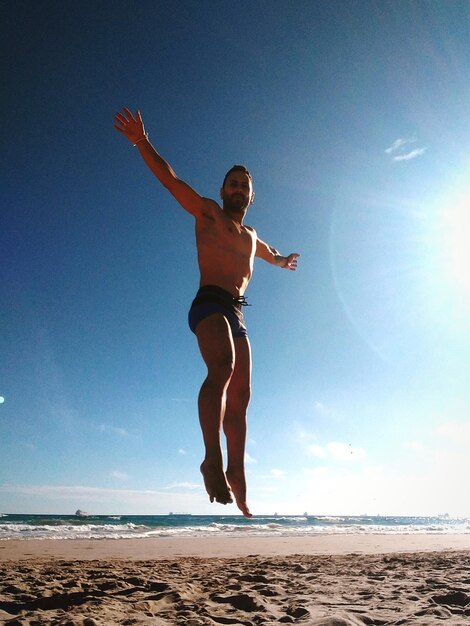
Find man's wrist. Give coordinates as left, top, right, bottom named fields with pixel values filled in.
left=274, top=254, right=286, bottom=267
left=133, top=132, right=149, bottom=147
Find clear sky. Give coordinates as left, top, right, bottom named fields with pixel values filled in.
left=1, top=0, right=469, bottom=517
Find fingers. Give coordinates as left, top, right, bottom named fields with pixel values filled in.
left=114, top=111, right=128, bottom=123
left=114, top=108, right=145, bottom=143
left=114, top=108, right=140, bottom=127
left=286, top=253, right=300, bottom=271
left=123, top=106, right=136, bottom=122
left=113, top=111, right=130, bottom=133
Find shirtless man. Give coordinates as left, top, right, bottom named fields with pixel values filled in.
left=114, top=108, right=300, bottom=517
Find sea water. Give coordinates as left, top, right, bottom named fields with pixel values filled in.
left=0, top=513, right=469, bottom=540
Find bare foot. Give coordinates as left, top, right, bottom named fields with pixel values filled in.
left=226, top=467, right=252, bottom=518
left=200, top=460, right=233, bottom=505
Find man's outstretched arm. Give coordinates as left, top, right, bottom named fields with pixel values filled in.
left=114, top=108, right=206, bottom=217
left=255, top=237, right=300, bottom=271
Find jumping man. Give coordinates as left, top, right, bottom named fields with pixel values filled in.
left=114, top=108, right=300, bottom=517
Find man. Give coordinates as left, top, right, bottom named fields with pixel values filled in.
left=114, top=108, right=299, bottom=517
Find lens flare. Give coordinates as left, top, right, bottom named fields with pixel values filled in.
left=440, top=195, right=470, bottom=295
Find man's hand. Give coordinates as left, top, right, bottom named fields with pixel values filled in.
left=281, top=253, right=300, bottom=271
left=114, top=108, right=147, bottom=145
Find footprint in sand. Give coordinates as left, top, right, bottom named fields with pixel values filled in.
left=211, top=592, right=266, bottom=612
left=431, top=590, right=470, bottom=607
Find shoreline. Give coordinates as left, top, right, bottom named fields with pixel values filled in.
left=1, top=532, right=469, bottom=561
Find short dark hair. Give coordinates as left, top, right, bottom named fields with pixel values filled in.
left=222, top=165, right=253, bottom=188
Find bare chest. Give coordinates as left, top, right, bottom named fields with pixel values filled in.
left=197, top=214, right=256, bottom=256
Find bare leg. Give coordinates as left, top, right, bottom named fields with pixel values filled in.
left=196, top=314, right=235, bottom=505
left=224, top=335, right=252, bottom=518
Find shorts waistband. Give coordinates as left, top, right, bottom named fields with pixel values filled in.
left=195, top=285, right=251, bottom=309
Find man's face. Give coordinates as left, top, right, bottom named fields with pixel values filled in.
left=221, top=171, right=254, bottom=213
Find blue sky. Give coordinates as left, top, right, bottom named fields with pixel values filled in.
left=1, top=0, right=469, bottom=516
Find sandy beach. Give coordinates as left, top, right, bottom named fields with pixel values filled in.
left=1, top=535, right=469, bottom=625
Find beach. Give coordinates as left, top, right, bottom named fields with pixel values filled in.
left=1, top=535, right=469, bottom=625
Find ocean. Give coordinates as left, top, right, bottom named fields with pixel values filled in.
left=1, top=513, right=468, bottom=541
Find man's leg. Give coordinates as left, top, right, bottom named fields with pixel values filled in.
left=224, top=335, right=252, bottom=518
left=196, top=313, right=235, bottom=505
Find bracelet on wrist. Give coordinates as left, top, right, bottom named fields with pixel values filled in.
left=133, top=133, right=148, bottom=147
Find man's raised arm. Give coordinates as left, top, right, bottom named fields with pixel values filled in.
left=114, top=108, right=205, bottom=217
left=255, top=237, right=300, bottom=271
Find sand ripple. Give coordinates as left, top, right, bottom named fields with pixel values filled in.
left=1, top=551, right=469, bottom=625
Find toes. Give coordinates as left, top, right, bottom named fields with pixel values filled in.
left=201, top=462, right=233, bottom=505
left=215, top=489, right=233, bottom=505
left=237, top=501, right=252, bottom=518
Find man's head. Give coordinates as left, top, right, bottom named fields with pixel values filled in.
left=220, top=165, right=255, bottom=214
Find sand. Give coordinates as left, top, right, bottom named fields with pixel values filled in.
left=1, top=535, right=469, bottom=625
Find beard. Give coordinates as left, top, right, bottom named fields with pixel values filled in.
left=222, top=191, right=250, bottom=213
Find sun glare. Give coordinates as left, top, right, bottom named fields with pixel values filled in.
left=442, top=196, right=470, bottom=295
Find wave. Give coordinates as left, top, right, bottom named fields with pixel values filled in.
left=1, top=515, right=469, bottom=541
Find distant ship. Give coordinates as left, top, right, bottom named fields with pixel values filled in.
left=169, top=512, right=191, bottom=516
left=75, top=509, right=89, bottom=517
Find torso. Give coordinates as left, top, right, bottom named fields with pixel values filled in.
left=195, top=199, right=257, bottom=297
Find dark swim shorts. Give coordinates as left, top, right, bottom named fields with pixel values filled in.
left=188, top=285, right=249, bottom=338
